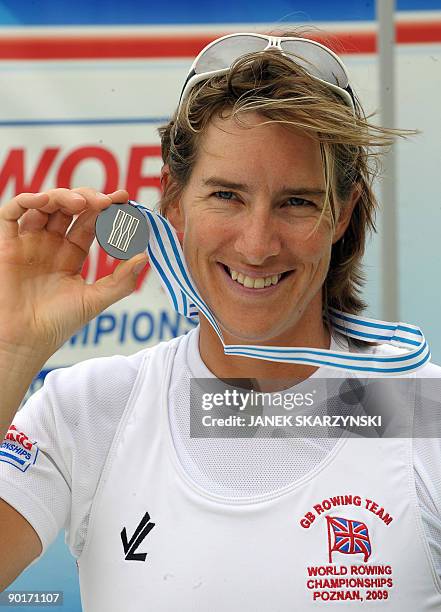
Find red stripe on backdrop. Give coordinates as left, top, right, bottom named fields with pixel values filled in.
left=397, top=21, right=441, bottom=43
left=0, top=21, right=439, bottom=60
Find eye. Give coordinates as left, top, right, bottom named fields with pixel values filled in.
left=286, top=197, right=315, bottom=208
left=212, top=191, right=236, bottom=200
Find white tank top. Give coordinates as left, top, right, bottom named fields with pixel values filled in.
left=78, top=338, right=441, bottom=611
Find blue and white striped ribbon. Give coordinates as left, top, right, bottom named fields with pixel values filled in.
left=134, top=202, right=430, bottom=375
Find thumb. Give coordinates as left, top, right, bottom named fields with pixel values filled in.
left=84, top=253, right=149, bottom=317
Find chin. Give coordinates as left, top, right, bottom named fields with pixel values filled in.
left=217, top=317, right=292, bottom=345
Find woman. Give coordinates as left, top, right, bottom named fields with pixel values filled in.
left=0, top=32, right=439, bottom=610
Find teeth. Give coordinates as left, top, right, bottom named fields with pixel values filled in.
left=226, top=266, right=283, bottom=289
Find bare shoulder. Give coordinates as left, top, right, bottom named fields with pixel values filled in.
left=0, top=498, right=42, bottom=591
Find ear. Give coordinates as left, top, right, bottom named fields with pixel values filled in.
left=160, top=163, right=170, bottom=193
left=167, top=201, right=185, bottom=235
left=160, top=164, right=185, bottom=237
left=332, top=184, right=361, bottom=244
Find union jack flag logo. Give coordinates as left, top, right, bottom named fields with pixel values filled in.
left=326, top=516, right=372, bottom=563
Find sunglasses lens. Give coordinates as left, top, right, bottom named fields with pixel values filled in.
left=280, top=40, right=348, bottom=88
left=195, top=35, right=269, bottom=74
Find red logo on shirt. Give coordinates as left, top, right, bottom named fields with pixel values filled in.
left=4, top=425, right=33, bottom=451
left=326, top=516, right=372, bottom=563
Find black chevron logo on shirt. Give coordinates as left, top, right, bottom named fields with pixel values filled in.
left=121, top=511, right=155, bottom=561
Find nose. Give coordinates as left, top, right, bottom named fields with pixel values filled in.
left=233, top=205, right=282, bottom=265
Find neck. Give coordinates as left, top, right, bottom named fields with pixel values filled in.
left=198, top=315, right=331, bottom=391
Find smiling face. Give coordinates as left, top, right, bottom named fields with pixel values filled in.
left=167, top=111, right=355, bottom=346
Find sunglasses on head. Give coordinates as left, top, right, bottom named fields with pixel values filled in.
left=176, top=32, right=356, bottom=118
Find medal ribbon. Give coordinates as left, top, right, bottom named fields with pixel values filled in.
left=133, top=202, right=430, bottom=375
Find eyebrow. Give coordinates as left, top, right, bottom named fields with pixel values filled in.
left=202, top=177, right=326, bottom=197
